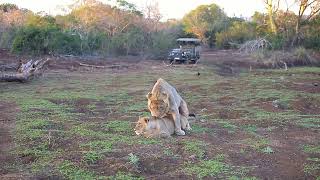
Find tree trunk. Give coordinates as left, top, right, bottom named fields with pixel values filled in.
left=291, top=19, right=302, bottom=47
left=0, top=73, right=30, bottom=82
left=267, top=0, right=278, bottom=35
left=0, top=58, right=50, bottom=82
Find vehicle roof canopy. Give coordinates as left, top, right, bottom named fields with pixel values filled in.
left=177, top=38, right=201, bottom=45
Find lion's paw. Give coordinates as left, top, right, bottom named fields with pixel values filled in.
left=186, top=126, right=192, bottom=131
left=175, top=129, right=186, bottom=136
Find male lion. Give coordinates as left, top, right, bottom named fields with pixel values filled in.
left=146, top=78, right=190, bottom=135
left=134, top=115, right=190, bottom=138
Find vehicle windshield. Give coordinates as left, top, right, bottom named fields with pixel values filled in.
left=171, top=49, right=181, bottom=52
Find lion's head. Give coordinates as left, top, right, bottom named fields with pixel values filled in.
left=146, top=92, right=170, bottom=118
left=134, top=117, right=149, bottom=135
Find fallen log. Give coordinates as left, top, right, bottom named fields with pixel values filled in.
left=0, top=63, right=18, bottom=71
left=78, top=62, right=129, bottom=69
left=79, top=62, right=106, bottom=68
left=0, top=58, right=50, bottom=82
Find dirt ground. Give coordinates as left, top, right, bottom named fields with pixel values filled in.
left=0, top=49, right=319, bottom=180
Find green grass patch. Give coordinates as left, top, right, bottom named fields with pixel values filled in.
left=297, top=117, right=320, bottom=130
left=244, top=138, right=270, bottom=152
left=182, top=140, right=205, bottom=158
left=59, top=160, right=96, bottom=180
left=185, top=155, right=229, bottom=179
left=218, top=121, right=237, bottom=133
left=184, top=154, right=253, bottom=179
left=122, top=101, right=146, bottom=114
left=104, top=121, right=132, bottom=134
left=30, top=155, right=56, bottom=174
left=246, top=108, right=298, bottom=122
left=83, top=151, right=104, bottom=164
left=80, top=140, right=113, bottom=152
left=303, top=145, right=320, bottom=154
left=228, top=176, right=259, bottom=180
left=304, top=163, right=320, bottom=175
left=241, top=125, right=257, bottom=134
left=286, top=67, right=320, bottom=74
left=191, top=124, right=211, bottom=133
left=108, top=171, right=144, bottom=180
left=70, top=124, right=105, bottom=138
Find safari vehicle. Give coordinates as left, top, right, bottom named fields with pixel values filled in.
left=167, top=38, right=201, bottom=64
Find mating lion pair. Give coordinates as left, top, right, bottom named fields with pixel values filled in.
left=135, top=78, right=192, bottom=138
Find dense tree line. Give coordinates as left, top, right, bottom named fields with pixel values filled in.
left=0, top=1, right=185, bottom=57
left=182, top=1, right=320, bottom=50
left=0, top=0, right=320, bottom=57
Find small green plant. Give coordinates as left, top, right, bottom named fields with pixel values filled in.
left=262, top=146, right=274, bottom=154
left=87, top=103, right=96, bottom=111
left=304, top=163, right=320, bottom=175
left=244, top=138, right=270, bottom=152
left=83, top=151, right=103, bottom=164
left=242, top=125, right=257, bottom=134
left=163, top=149, right=174, bottom=156
left=163, top=149, right=180, bottom=159
left=128, top=153, right=139, bottom=166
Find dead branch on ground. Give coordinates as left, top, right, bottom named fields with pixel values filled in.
left=78, top=62, right=129, bottom=70
left=0, top=63, right=18, bottom=71
left=0, top=58, right=50, bottom=82
left=79, top=62, right=106, bottom=68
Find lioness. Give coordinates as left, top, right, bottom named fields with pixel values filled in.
left=134, top=115, right=190, bottom=138
left=146, top=78, right=190, bottom=136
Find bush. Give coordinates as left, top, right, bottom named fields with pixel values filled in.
left=12, top=26, right=48, bottom=55
left=268, top=34, right=286, bottom=50
left=148, top=31, right=176, bottom=59
left=303, top=28, right=320, bottom=50
left=304, top=35, right=320, bottom=50
left=301, top=16, right=320, bottom=50
left=106, top=27, right=145, bottom=56
left=255, top=48, right=319, bottom=69
left=216, top=21, right=255, bottom=49
left=12, top=26, right=82, bottom=55
left=49, top=31, right=81, bottom=55
left=86, top=31, right=108, bottom=54
left=0, top=26, right=19, bottom=49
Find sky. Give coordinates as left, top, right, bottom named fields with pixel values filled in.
left=0, top=0, right=268, bottom=19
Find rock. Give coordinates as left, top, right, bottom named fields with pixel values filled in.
left=272, top=100, right=279, bottom=108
